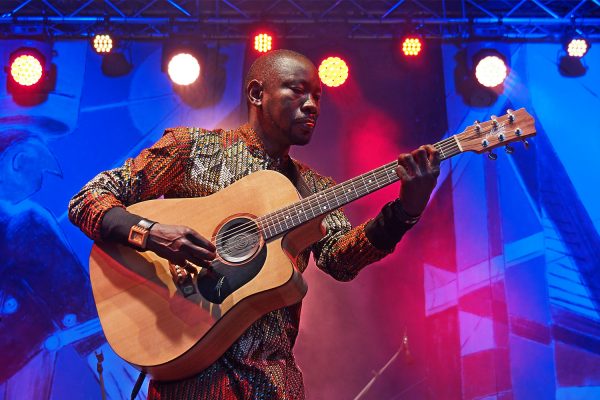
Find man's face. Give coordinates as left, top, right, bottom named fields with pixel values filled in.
left=259, top=56, right=322, bottom=149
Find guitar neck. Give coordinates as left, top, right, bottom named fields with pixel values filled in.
left=259, top=135, right=462, bottom=239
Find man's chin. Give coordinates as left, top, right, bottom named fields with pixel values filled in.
left=292, top=132, right=313, bottom=146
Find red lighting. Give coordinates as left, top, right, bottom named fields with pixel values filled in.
left=10, top=51, right=44, bottom=87
left=318, top=56, right=349, bottom=87
left=402, top=37, right=422, bottom=56
left=254, top=33, right=273, bottom=53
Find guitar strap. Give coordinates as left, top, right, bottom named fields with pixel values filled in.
left=283, top=159, right=316, bottom=337
left=287, top=159, right=314, bottom=199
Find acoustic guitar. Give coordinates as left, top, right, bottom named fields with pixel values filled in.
left=90, top=108, right=536, bottom=380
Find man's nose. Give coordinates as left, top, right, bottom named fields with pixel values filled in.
left=302, top=95, right=319, bottom=114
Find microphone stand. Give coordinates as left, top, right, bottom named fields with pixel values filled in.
left=352, top=328, right=413, bottom=400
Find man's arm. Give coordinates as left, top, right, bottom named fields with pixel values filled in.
left=311, top=145, right=440, bottom=281
left=68, top=128, right=216, bottom=275
left=68, top=129, right=188, bottom=240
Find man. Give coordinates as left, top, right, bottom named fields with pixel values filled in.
left=69, top=49, right=440, bottom=399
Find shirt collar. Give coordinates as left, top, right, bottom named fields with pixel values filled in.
left=237, top=123, right=291, bottom=170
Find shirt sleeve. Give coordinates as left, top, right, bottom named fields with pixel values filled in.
left=68, top=128, right=192, bottom=241
left=309, top=175, right=392, bottom=282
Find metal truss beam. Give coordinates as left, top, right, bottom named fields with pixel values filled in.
left=1, top=1, right=599, bottom=40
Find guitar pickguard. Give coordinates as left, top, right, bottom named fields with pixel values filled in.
left=196, top=244, right=267, bottom=304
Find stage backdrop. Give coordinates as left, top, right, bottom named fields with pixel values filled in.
left=0, top=37, right=598, bottom=400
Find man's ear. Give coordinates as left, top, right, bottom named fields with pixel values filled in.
left=247, top=79, right=263, bottom=106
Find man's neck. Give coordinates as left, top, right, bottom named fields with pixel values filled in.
left=248, top=120, right=290, bottom=159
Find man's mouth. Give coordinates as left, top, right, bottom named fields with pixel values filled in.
left=296, top=118, right=316, bottom=127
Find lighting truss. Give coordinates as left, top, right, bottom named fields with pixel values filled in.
left=1, top=1, right=599, bottom=40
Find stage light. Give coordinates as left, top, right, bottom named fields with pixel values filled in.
left=558, top=34, right=590, bottom=77
left=254, top=33, right=273, bottom=53
left=161, top=41, right=227, bottom=107
left=10, top=52, right=44, bottom=86
left=474, top=55, right=508, bottom=88
left=454, top=46, right=509, bottom=106
left=6, top=43, right=56, bottom=105
left=402, top=37, right=422, bottom=57
left=566, top=38, right=589, bottom=58
left=318, top=56, right=349, bottom=87
left=93, top=34, right=113, bottom=54
left=167, top=53, right=201, bottom=86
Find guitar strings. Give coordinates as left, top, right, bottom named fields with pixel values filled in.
left=218, top=134, right=462, bottom=240
left=213, top=135, right=465, bottom=254
left=214, top=136, right=465, bottom=254
left=215, top=160, right=400, bottom=249
left=214, top=165, right=398, bottom=257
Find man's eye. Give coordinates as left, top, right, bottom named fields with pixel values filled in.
left=290, top=87, right=304, bottom=94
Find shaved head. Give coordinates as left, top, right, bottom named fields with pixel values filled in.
left=245, top=49, right=316, bottom=96
left=245, top=49, right=321, bottom=156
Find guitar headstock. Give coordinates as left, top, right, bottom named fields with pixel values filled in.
left=455, top=108, right=536, bottom=158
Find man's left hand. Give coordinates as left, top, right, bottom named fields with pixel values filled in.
left=395, top=145, right=441, bottom=216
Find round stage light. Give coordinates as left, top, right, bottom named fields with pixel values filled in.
left=475, top=55, right=508, bottom=88
left=318, top=56, right=349, bottom=87
left=254, top=33, right=273, bottom=53
left=167, top=53, right=201, bottom=85
left=10, top=53, right=44, bottom=87
left=402, top=37, right=422, bottom=56
left=567, top=38, right=589, bottom=58
left=93, top=34, right=113, bottom=54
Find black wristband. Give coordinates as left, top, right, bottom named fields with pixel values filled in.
left=364, top=199, right=421, bottom=251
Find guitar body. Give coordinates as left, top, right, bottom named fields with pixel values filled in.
left=90, top=170, right=325, bottom=381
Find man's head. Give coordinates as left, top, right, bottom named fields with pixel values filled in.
left=245, top=49, right=322, bottom=155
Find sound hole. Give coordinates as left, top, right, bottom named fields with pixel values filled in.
left=216, top=217, right=261, bottom=264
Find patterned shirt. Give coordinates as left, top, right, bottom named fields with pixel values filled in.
left=68, top=124, right=390, bottom=399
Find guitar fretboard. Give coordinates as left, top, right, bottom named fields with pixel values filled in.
left=259, top=135, right=461, bottom=239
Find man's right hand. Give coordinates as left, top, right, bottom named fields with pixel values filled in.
left=146, top=224, right=216, bottom=275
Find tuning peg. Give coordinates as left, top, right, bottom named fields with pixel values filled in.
left=474, top=120, right=481, bottom=134
left=507, top=109, right=515, bottom=123
left=491, top=115, right=498, bottom=128
left=505, top=144, right=514, bottom=154
left=522, top=139, right=529, bottom=149
left=514, top=128, right=522, bottom=137
left=488, top=151, right=498, bottom=160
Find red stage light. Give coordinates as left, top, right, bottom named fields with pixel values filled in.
left=402, top=37, right=422, bottom=56
left=254, top=33, right=273, bottom=53
left=318, top=56, right=349, bottom=87
left=10, top=52, right=44, bottom=87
